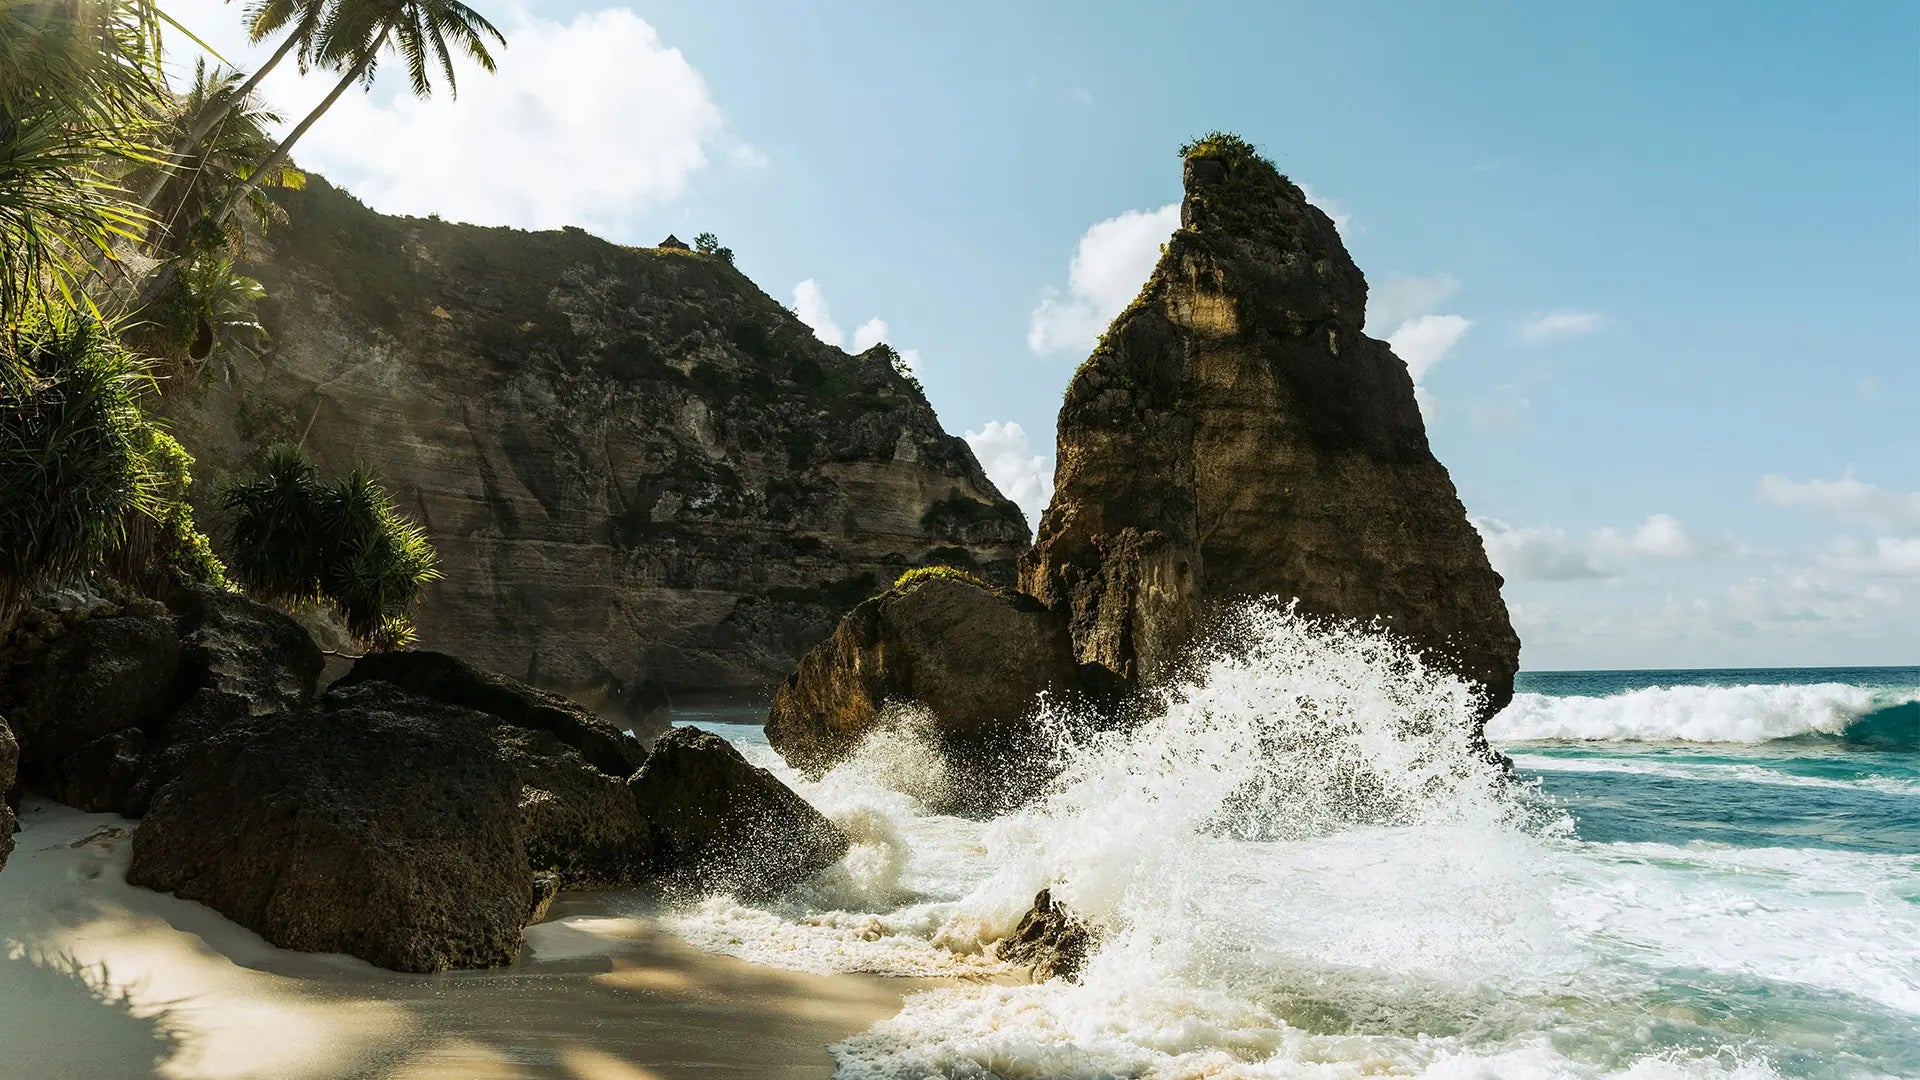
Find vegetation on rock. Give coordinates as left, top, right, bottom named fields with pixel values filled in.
left=221, top=445, right=440, bottom=649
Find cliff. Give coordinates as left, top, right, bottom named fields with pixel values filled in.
left=160, top=177, right=1026, bottom=720
left=1019, top=134, right=1519, bottom=715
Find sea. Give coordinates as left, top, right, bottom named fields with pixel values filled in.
left=670, top=602, right=1919, bottom=1080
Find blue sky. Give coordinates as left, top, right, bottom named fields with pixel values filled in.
left=162, top=1, right=1920, bottom=670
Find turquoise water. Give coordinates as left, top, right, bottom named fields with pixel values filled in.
left=1495, top=667, right=1920, bottom=1077
left=679, top=643, right=1920, bottom=1079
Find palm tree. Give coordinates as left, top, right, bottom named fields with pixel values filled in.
left=207, top=0, right=504, bottom=232
left=134, top=60, right=304, bottom=261
left=130, top=0, right=326, bottom=224
left=0, top=0, right=168, bottom=318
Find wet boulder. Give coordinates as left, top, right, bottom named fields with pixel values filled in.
left=129, top=681, right=533, bottom=973
left=764, top=571, right=1084, bottom=801
left=629, top=727, right=847, bottom=896
left=996, top=889, right=1094, bottom=982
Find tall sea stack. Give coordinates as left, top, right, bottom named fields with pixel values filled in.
left=768, top=135, right=1520, bottom=788
left=1020, top=134, right=1519, bottom=715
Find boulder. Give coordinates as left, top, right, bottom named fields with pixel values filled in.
left=492, top=722, right=653, bottom=886
left=50, top=728, right=148, bottom=817
left=997, top=889, right=1094, bottom=982
left=629, top=727, right=847, bottom=896
left=0, top=613, right=179, bottom=779
left=1019, top=137, right=1519, bottom=725
left=0, top=718, right=15, bottom=873
left=765, top=571, right=1084, bottom=792
left=163, top=583, right=324, bottom=743
left=128, top=681, right=533, bottom=973
left=336, top=650, right=651, bottom=772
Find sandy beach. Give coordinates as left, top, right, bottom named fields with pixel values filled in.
left=0, top=800, right=934, bottom=1080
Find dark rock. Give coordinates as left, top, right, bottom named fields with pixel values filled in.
left=997, top=889, right=1093, bottom=982
left=336, top=650, right=650, bottom=773
left=163, top=583, right=324, bottom=742
left=0, top=718, right=16, bottom=873
left=0, top=614, right=178, bottom=777
left=528, top=871, right=560, bottom=925
left=765, top=571, right=1084, bottom=797
left=1019, top=138, right=1520, bottom=726
left=629, top=727, right=847, bottom=896
left=492, top=722, right=653, bottom=886
left=50, top=728, right=148, bottom=817
left=128, top=681, right=533, bottom=973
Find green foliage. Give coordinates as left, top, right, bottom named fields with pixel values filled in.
left=1179, top=130, right=1265, bottom=163
left=892, top=565, right=986, bottom=592
left=693, top=231, right=735, bottom=264
left=222, top=445, right=440, bottom=648
left=134, top=254, right=268, bottom=380
left=0, top=0, right=168, bottom=318
left=0, top=312, right=159, bottom=624
left=114, top=423, right=230, bottom=589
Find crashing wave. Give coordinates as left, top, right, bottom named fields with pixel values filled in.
left=1487, top=684, right=1920, bottom=746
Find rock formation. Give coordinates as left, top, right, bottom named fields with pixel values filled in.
left=158, top=176, right=1026, bottom=723
left=767, top=136, right=1520, bottom=786
left=1020, top=135, right=1518, bottom=716
left=765, top=569, right=1084, bottom=799
left=997, top=889, right=1094, bottom=982
left=629, top=726, right=848, bottom=895
left=129, top=680, right=536, bottom=973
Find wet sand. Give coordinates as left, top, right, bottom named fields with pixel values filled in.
left=0, top=801, right=934, bottom=1080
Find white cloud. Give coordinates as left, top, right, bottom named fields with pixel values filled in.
left=791, top=279, right=844, bottom=348
left=964, top=421, right=1053, bottom=528
left=1517, top=311, right=1604, bottom=343
left=1027, top=203, right=1180, bottom=357
left=1758, top=473, right=1920, bottom=532
left=161, top=6, right=745, bottom=234
left=1298, top=183, right=1352, bottom=234
left=1593, top=513, right=1696, bottom=560
left=1817, top=535, right=1920, bottom=578
left=1473, top=517, right=1610, bottom=581
left=1366, top=274, right=1460, bottom=336
left=1387, top=314, right=1472, bottom=383
left=851, top=317, right=889, bottom=353
left=789, top=282, right=922, bottom=376
left=1476, top=512, right=1703, bottom=581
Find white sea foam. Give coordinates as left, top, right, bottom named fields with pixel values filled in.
left=661, top=605, right=1918, bottom=1078
left=1510, top=751, right=1920, bottom=795
left=1488, top=683, right=1914, bottom=744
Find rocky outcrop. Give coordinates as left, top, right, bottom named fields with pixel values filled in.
left=336, top=649, right=656, bottom=769
left=158, top=176, right=1027, bottom=721
left=629, top=727, right=848, bottom=896
left=129, top=681, right=534, bottom=973
left=0, top=609, right=179, bottom=782
left=164, top=583, right=324, bottom=743
left=997, top=889, right=1094, bottom=982
left=0, top=718, right=16, bottom=873
left=765, top=570, right=1085, bottom=802
left=1020, top=136, right=1519, bottom=718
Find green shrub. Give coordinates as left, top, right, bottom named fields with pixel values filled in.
left=111, top=424, right=230, bottom=591
left=0, top=313, right=158, bottom=625
left=222, top=446, right=440, bottom=649
left=892, top=565, right=986, bottom=592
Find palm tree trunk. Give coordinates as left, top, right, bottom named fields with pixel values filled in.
left=134, top=29, right=390, bottom=312
left=209, top=27, right=390, bottom=232
left=133, top=31, right=305, bottom=220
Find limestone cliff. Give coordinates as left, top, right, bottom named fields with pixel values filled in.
left=1020, top=135, right=1519, bottom=715
left=161, top=177, right=1026, bottom=720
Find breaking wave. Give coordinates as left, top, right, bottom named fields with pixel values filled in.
left=1488, top=684, right=1920, bottom=747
